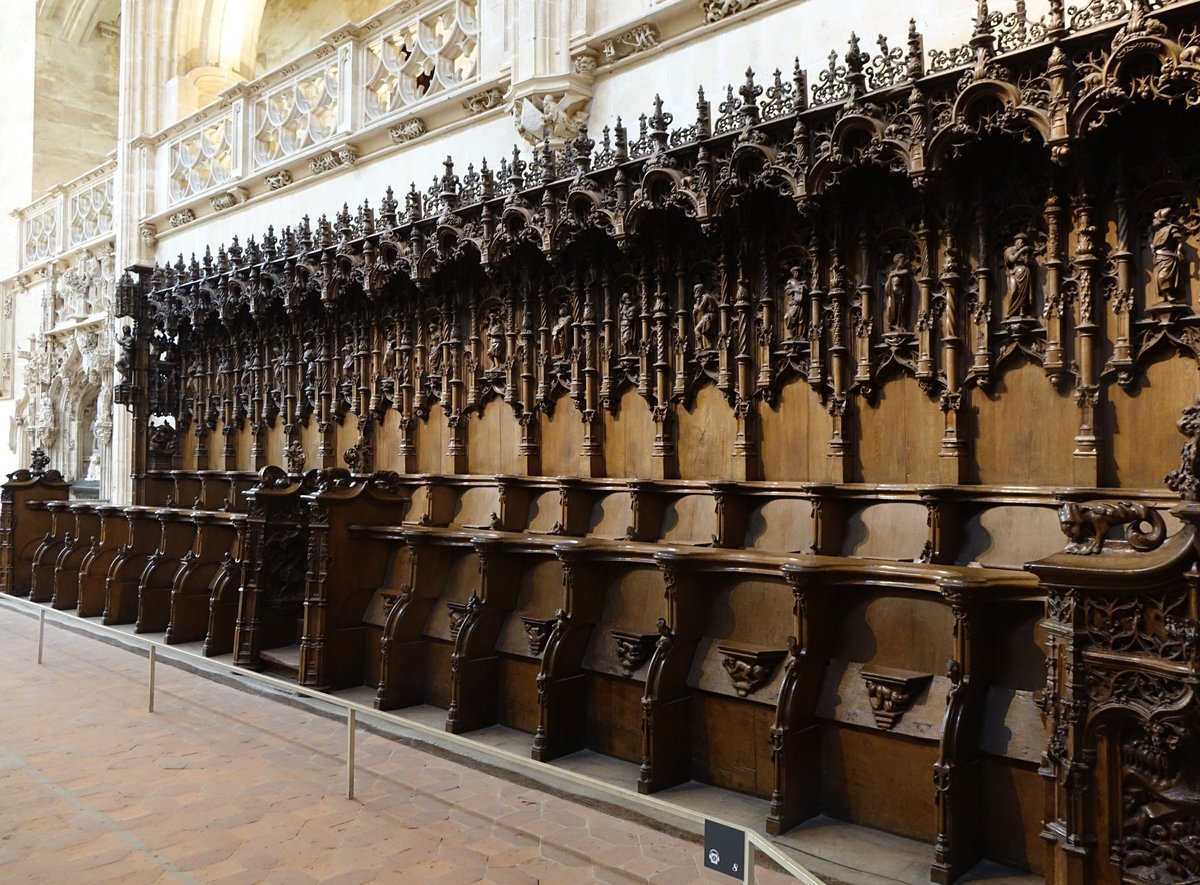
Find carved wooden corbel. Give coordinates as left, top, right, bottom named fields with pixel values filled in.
left=717, top=641, right=788, bottom=697
left=611, top=627, right=658, bottom=676
left=861, top=666, right=932, bottom=730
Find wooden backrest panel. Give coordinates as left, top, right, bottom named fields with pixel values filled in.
left=957, top=506, right=1063, bottom=569
left=450, top=487, right=500, bottom=528
left=587, top=492, right=633, bottom=539
left=525, top=491, right=561, bottom=534
left=743, top=498, right=813, bottom=552
left=659, top=494, right=717, bottom=546
left=840, top=502, right=929, bottom=561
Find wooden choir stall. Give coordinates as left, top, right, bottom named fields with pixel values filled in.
left=8, top=2, right=1200, bottom=882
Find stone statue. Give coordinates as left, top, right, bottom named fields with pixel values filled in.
left=1004, top=232, right=1036, bottom=319
left=485, top=310, right=505, bottom=370
left=1151, top=208, right=1186, bottom=305
left=551, top=300, right=572, bottom=358
left=883, top=253, right=912, bottom=331
left=619, top=292, right=638, bottom=356
left=783, top=266, right=809, bottom=340
left=692, top=283, right=718, bottom=351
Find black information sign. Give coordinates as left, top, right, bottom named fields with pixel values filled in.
left=703, top=819, right=746, bottom=880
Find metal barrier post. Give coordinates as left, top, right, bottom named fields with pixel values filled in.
left=36, top=608, right=44, bottom=664
left=346, top=708, right=356, bottom=800
left=148, top=645, right=156, bottom=713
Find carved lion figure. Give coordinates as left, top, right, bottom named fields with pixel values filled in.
left=1058, top=501, right=1167, bottom=555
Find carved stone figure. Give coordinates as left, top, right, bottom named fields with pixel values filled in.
left=1004, top=232, right=1036, bottom=318
left=1151, top=208, right=1186, bottom=305
left=783, top=266, right=809, bottom=340
left=484, top=310, right=505, bottom=370
left=883, top=253, right=911, bottom=331
left=692, top=283, right=718, bottom=351
left=619, top=292, right=638, bottom=356
left=514, top=93, right=591, bottom=146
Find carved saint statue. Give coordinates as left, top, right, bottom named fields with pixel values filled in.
left=883, top=253, right=912, bottom=331
left=619, top=291, right=638, bottom=356
left=381, top=334, right=397, bottom=377
left=692, top=283, right=718, bottom=351
left=1004, top=232, right=1036, bottom=319
left=551, top=300, right=572, bottom=359
left=783, top=266, right=809, bottom=340
left=426, top=320, right=443, bottom=374
left=1151, top=208, right=1186, bottom=305
left=485, top=310, right=505, bottom=370
left=115, top=324, right=136, bottom=383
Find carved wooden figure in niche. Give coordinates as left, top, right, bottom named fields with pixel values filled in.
left=1151, top=208, right=1187, bottom=306
left=485, top=310, right=505, bottom=370
left=619, top=291, right=638, bottom=356
left=783, top=266, right=809, bottom=340
left=115, top=325, right=136, bottom=384
left=551, top=300, right=572, bottom=359
left=285, top=440, right=305, bottom=472
left=382, top=333, right=398, bottom=376
left=883, top=253, right=912, bottom=332
left=693, top=283, right=719, bottom=351
left=1004, top=232, right=1037, bottom=319
left=735, top=278, right=752, bottom=354
left=426, top=320, right=443, bottom=374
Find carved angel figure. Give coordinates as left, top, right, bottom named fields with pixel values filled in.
left=692, top=283, right=718, bottom=351
left=783, top=266, right=809, bottom=340
left=1004, top=232, right=1036, bottom=319
left=1151, top=208, right=1186, bottom=305
left=485, top=310, right=505, bottom=370
left=883, top=253, right=911, bottom=331
left=551, top=300, right=572, bottom=359
left=619, top=291, right=638, bottom=356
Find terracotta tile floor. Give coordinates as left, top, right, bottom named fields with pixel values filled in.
left=0, top=607, right=791, bottom=884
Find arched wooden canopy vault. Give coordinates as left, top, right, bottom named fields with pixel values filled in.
left=32, top=2, right=1193, bottom=883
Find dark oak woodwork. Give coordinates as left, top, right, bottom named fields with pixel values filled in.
left=14, top=6, right=1200, bottom=881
